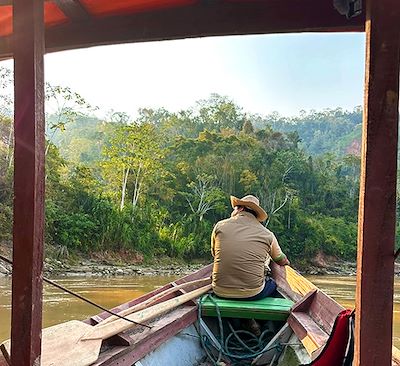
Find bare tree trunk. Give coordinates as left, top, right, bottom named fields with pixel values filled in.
left=132, top=163, right=142, bottom=209
left=120, top=167, right=130, bottom=211
left=186, top=176, right=216, bottom=221
left=266, top=192, right=289, bottom=227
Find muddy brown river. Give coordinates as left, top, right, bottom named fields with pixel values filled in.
left=1, top=274, right=400, bottom=347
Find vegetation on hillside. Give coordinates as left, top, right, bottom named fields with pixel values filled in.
left=0, top=66, right=369, bottom=264
left=253, top=107, right=362, bottom=156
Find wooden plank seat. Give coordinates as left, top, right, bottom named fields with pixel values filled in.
left=201, top=296, right=294, bottom=321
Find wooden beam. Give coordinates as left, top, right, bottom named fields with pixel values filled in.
left=0, top=0, right=364, bottom=60
left=11, top=0, right=45, bottom=365
left=45, top=0, right=365, bottom=51
left=0, top=0, right=51, bottom=4
left=53, top=0, right=90, bottom=21
left=355, top=0, right=400, bottom=365
left=0, top=0, right=89, bottom=21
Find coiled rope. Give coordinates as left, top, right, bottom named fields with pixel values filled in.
left=197, top=293, right=284, bottom=366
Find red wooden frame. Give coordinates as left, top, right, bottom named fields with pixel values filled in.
left=11, top=0, right=45, bottom=365
left=355, top=1, right=400, bottom=365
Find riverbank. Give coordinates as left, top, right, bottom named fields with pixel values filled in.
left=0, top=242, right=207, bottom=277
left=0, top=254, right=206, bottom=277
left=1, top=242, right=400, bottom=278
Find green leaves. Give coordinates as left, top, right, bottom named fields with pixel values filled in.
left=102, top=122, right=165, bottom=213
left=0, top=78, right=365, bottom=262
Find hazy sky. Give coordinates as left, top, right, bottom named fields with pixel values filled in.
left=0, top=32, right=366, bottom=118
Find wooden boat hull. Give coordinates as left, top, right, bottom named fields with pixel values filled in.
left=129, top=263, right=400, bottom=366
left=87, top=263, right=331, bottom=365
left=2, top=263, right=400, bottom=365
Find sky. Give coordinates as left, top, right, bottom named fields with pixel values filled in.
left=0, top=32, right=366, bottom=119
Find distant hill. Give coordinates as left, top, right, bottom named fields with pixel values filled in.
left=47, top=105, right=364, bottom=164
left=253, top=107, right=362, bottom=156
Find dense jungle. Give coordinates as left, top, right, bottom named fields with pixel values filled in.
left=0, top=66, right=380, bottom=266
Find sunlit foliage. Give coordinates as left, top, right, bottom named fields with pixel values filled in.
left=0, top=75, right=369, bottom=262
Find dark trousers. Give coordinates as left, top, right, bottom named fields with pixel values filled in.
left=239, top=278, right=277, bottom=301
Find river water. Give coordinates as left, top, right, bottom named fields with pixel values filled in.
left=1, top=274, right=400, bottom=347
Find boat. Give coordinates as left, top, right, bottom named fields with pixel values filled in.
left=1, top=263, right=400, bottom=366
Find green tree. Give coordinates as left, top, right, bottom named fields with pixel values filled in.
left=102, top=122, right=164, bottom=212
left=45, top=83, right=97, bottom=155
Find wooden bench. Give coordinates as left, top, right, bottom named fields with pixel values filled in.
left=200, top=296, right=294, bottom=321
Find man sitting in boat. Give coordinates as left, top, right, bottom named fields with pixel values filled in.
left=211, top=194, right=289, bottom=301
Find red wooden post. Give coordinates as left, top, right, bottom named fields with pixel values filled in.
left=355, top=0, right=400, bottom=365
left=11, top=1, right=45, bottom=365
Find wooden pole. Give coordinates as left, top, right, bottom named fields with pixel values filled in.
left=11, top=1, right=45, bottom=365
left=355, top=1, right=400, bottom=365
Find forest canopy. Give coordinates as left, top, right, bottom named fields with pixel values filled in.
left=0, top=66, right=373, bottom=264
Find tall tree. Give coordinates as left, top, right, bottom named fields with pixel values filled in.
left=102, top=122, right=164, bottom=212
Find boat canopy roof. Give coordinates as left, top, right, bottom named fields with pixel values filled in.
left=0, top=0, right=364, bottom=60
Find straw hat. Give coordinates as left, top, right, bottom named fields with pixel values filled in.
left=230, top=194, right=268, bottom=222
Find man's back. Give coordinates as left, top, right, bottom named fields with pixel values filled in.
left=211, top=211, right=274, bottom=298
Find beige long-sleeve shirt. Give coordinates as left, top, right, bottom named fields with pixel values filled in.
left=211, top=211, right=286, bottom=298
